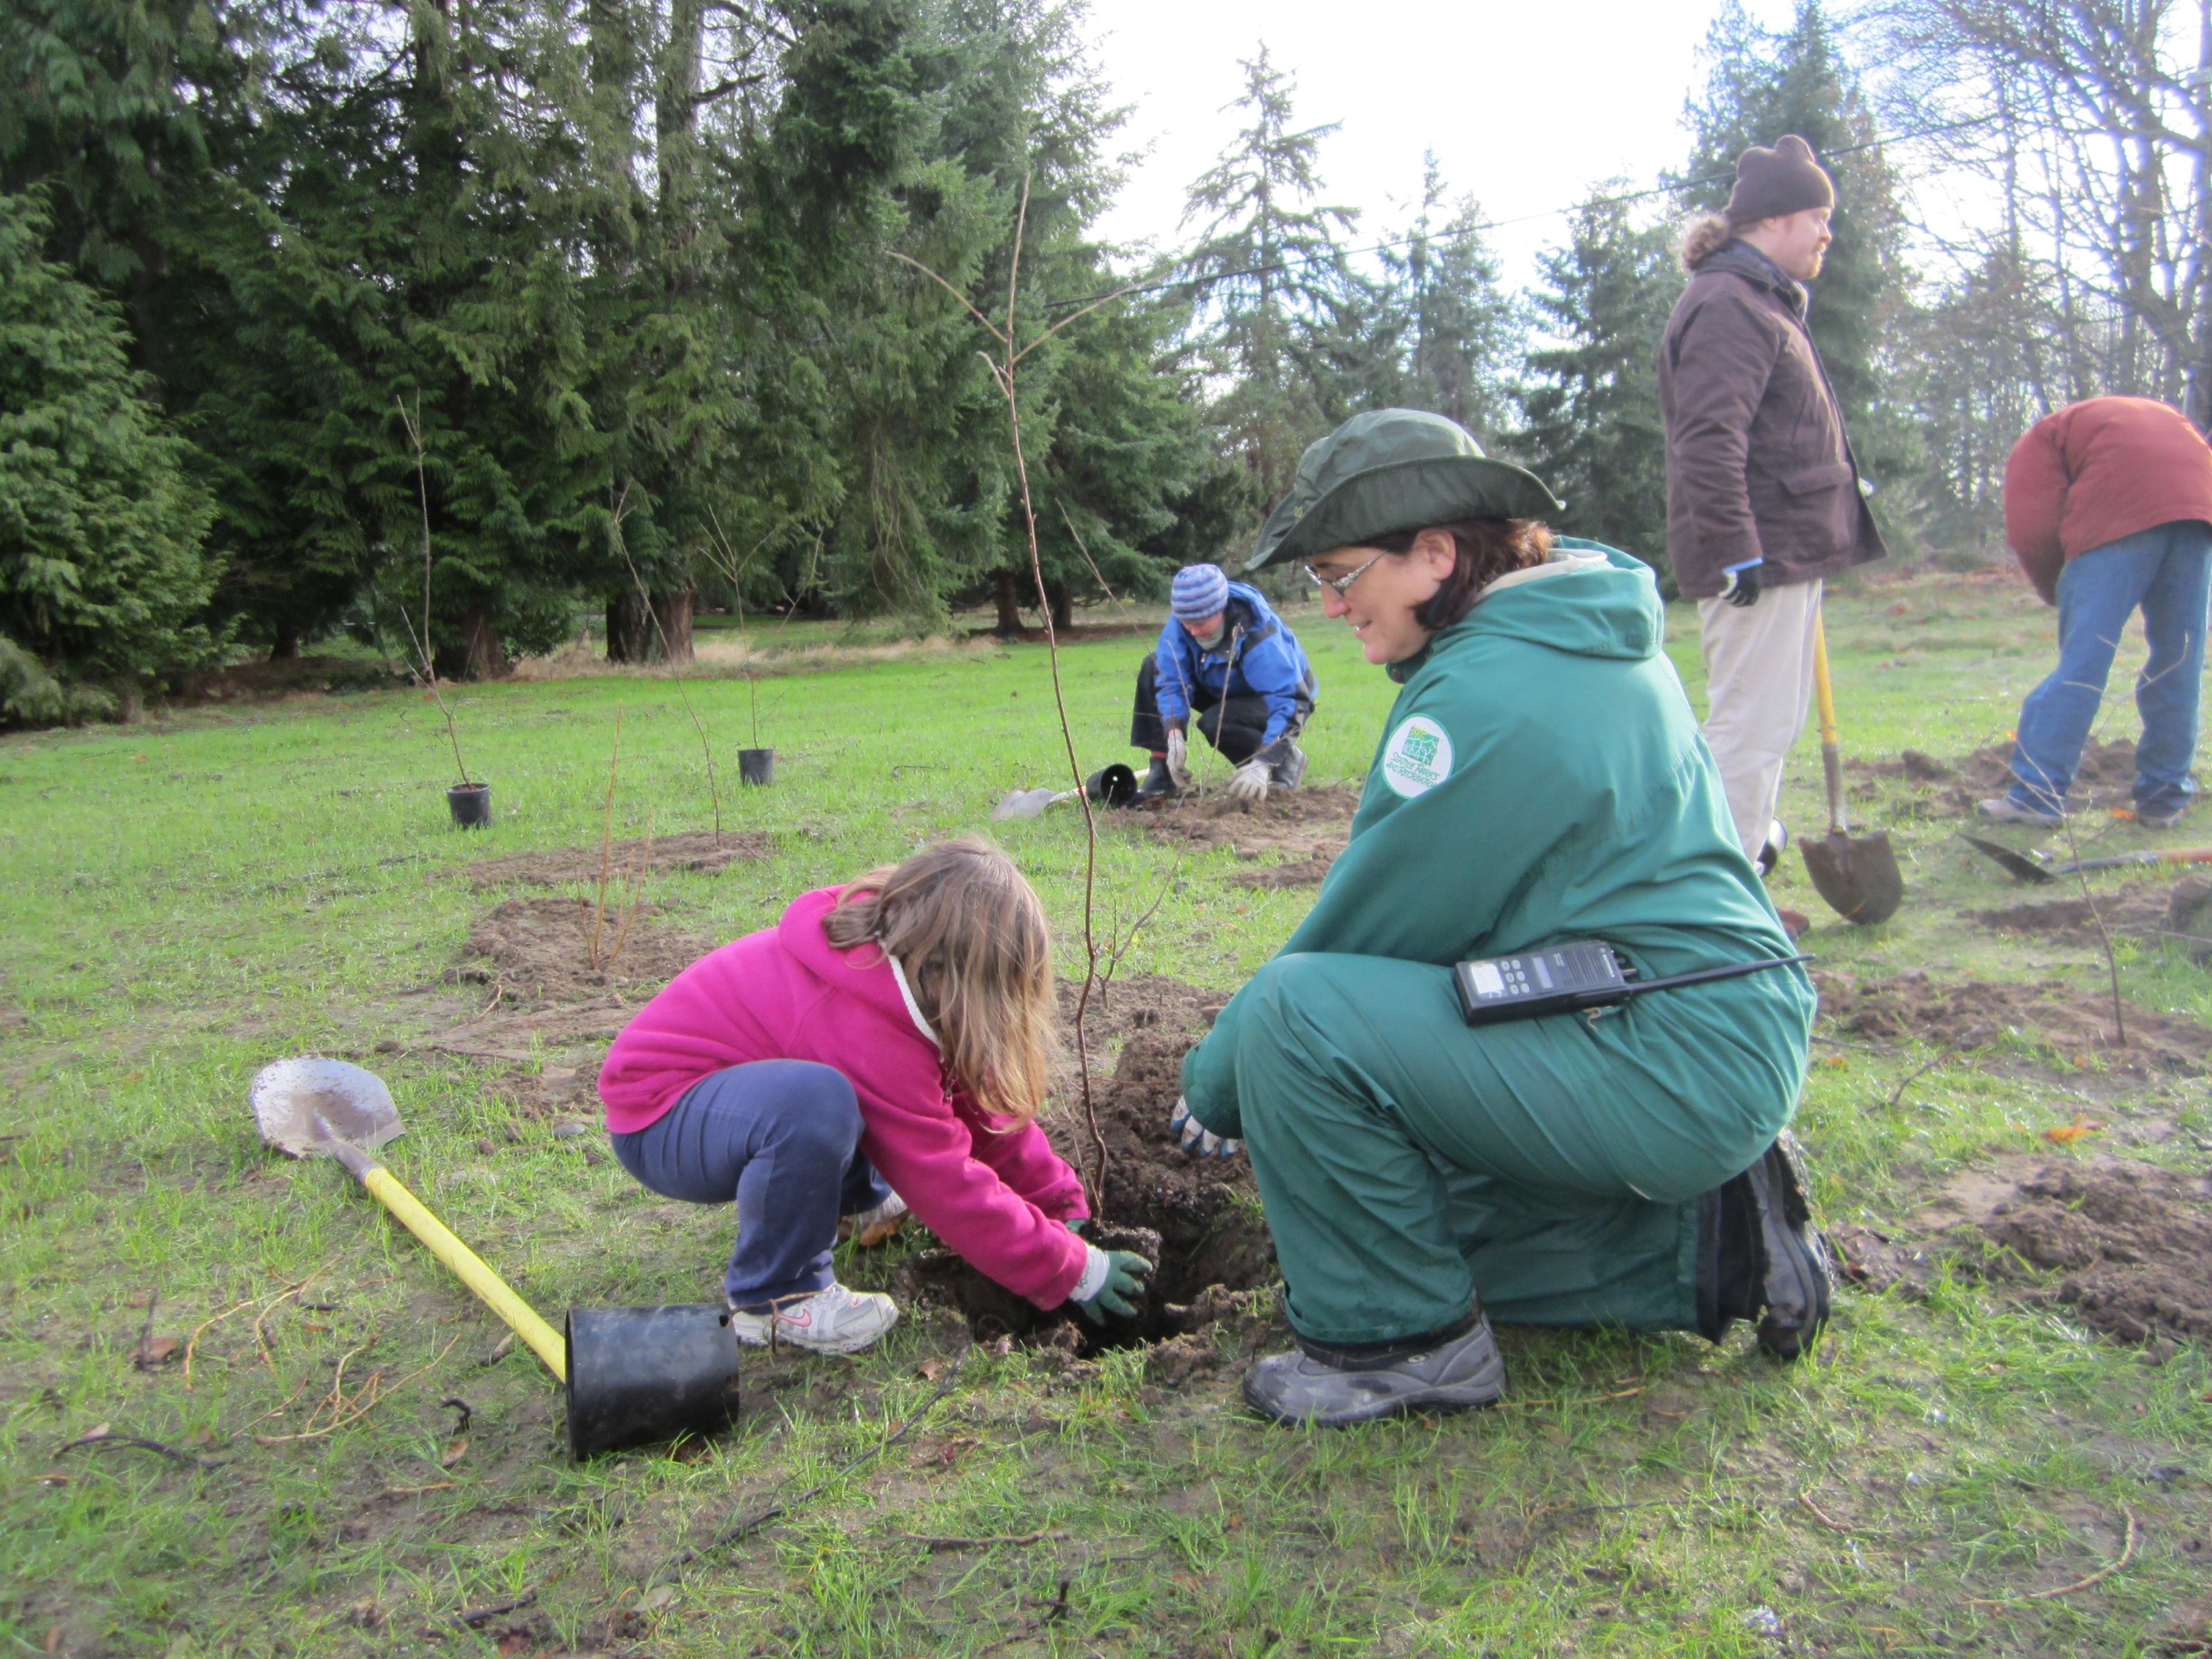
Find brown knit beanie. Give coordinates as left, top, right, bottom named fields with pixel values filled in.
left=1724, top=135, right=1834, bottom=228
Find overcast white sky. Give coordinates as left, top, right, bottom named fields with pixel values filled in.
left=1079, top=0, right=1804, bottom=287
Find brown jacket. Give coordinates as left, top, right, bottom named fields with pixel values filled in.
left=2004, top=397, right=2212, bottom=604
left=1658, top=243, right=1886, bottom=598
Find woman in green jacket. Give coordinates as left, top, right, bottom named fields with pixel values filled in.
left=1174, top=409, right=1829, bottom=1427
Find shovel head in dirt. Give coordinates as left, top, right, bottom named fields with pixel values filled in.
left=1801, top=828, right=1904, bottom=926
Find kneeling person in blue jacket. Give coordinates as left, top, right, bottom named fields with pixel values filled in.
left=1133, top=563, right=1317, bottom=803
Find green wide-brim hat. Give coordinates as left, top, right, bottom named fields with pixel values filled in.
left=1246, top=407, right=1565, bottom=573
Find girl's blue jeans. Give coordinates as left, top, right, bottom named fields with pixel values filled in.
left=608, top=1061, right=894, bottom=1311
left=2009, top=520, right=2212, bottom=816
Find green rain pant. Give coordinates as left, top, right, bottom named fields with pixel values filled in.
left=1209, top=952, right=1796, bottom=1348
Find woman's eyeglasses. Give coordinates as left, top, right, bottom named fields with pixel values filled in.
left=1303, top=549, right=1385, bottom=595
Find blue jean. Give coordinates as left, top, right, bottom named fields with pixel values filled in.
left=2010, top=520, right=2212, bottom=816
left=608, top=1061, right=894, bottom=1310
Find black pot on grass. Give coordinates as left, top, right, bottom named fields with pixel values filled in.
left=739, top=748, right=775, bottom=786
left=447, top=781, right=492, bottom=828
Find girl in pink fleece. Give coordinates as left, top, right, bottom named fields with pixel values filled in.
left=598, top=836, right=1151, bottom=1353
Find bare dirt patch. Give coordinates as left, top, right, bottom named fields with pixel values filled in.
left=1851, top=736, right=2140, bottom=816
left=920, top=974, right=1281, bottom=1377
left=1814, top=968, right=2212, bottom=1073
left=1973, top=876, right=2212, bottom=963
left=1846, top=1156, right=2212, bottom=1350
left=464, top=831, right=776, bottom=888
left=1121, top=781, right=1359, bottom=888
left=450, top=898, right=709, bottom=1011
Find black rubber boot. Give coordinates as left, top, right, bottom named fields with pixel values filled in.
left=1696, top=1130, right=1834, bottom=1358
left=1241, top=1312, right=1506, bottom=1427
left=1132, top=753, right=1178, bottom=805
left=1751, top=1131, right=1834, bottom=1358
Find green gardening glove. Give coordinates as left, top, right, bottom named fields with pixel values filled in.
left=1065, top=1218, right=1087, bottom=1236
left=1073, top=1248, right=1153, bottom=1324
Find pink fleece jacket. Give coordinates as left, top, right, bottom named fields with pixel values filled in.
left=597, top=887, right=1091, bottom=1308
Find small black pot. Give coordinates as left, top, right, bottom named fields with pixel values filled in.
left=565, top=1304, right=742, bottom=1458
left=1085, top=763, right=1138, bottom=808
left=447, top=782, right=492, bottom=828
left=739, top=747, right=775, bottom=786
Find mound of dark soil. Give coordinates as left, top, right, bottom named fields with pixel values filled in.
left=1973, top=877, right=2212, bottom=963
left=920, top=974, right=1281, bottom=1372
left=1851, top=736, right=2139, bottom=816
left=1230, top=841, right=1345, bottom=888
left=1127, top=782, right=1361, bottom=857
left=1976, top=1161, right=2212, bottom=1345
left=454, top=897, right=709, bottom=1008
left=466, top=830, right=776, bottom=888
left=1815, top=968, right=2212, bottom=1073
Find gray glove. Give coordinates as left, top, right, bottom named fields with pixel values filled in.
left=1073, top=1249, right=1153, bottom=1323
left=1169, top=1096, right=1242, bottom=1158
left=1226, top=756, right=1270, bottom=802
left=1165, top=727, right=1194, bottom=790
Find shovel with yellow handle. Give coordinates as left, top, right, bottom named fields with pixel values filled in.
left=1799, top=612, right=1906, bottom=925
left=249, top=1057, right=741, bottom=1457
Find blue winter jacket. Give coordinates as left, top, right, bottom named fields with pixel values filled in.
left=1153, top=583, right=1316, bottom=746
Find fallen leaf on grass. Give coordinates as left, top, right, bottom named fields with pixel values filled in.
left=2043, top=1116, right=2106, bottom=1145
left=440, top=1435, right=469, bottom=1469
left=132, top=1336, right=180, bottom=1369
left=636, top=1586, right=676, bottom=1613
left=916, top=1358, right=949, bottom=1382
left=495, top=1631, right=530, bottom=1655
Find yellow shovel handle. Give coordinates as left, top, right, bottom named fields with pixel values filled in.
left=361, top=1164, right=568, bottom=1381
left=1812, top=610, right=1840, bottom=746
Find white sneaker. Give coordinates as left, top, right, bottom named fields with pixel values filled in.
left=843, top=1192, right=910, bottom=1248
left=727, top=1281, right=899, bottom=1354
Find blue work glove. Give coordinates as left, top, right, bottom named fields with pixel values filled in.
left=1073, top=1247, right=1153, bottom=1324
left=1719, top=561, right=1763, bottom=608
left=1169, top=1096, right=1242, bottom=1159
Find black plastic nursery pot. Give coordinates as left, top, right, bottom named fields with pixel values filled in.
left=1086, top=763, right=1138, bottom=808
left=447, top=782, right=492, bottom=828
left=738, top=747, right=776, bottom=786
left=565, top=1303, right=743, bottom=1457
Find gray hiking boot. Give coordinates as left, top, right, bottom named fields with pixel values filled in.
left=1268, top=740, right=1309, bottom=791
left=1749, top=1131, right=1834, bottom=1359
left=1241, top=1313, right=1506, bottom=1427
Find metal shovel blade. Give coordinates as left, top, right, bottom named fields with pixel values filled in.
left=250, top=1057, right=404, bottom=1158
left=1800, top=829, right=1905, bottom=926
left=1956, top=833, right=2055, bottom=886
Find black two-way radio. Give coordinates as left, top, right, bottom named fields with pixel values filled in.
left=1452, top=941, right=1810, bottom=1027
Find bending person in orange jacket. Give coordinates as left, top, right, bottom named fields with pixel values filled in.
left=1985, top=396, right=2212, bottom=830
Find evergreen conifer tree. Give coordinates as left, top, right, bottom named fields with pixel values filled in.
left=1176, top=48, right=1360, bottom=504
left=0, top=191, right=216, bottom=722
left=1518, top=189, right=1677, bottom=575
left=1375, top=154, right=1518, bottom=443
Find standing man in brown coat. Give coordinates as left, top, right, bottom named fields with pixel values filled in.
left=1659, top=135, right=1885, bottom=880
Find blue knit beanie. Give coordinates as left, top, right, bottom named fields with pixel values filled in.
left=1170, top=564, right=1230, bottom=622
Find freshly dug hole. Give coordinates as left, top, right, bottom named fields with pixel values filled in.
left=917, top=976, right=1280, bottom=1359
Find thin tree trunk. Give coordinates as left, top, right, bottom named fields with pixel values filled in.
left=994, top=569, right=1025, bottom=635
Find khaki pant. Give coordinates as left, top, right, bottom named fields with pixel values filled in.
left=1697, top=578, right=1822, bottom=859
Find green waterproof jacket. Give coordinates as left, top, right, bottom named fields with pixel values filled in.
left=1183, top=541, right=1815, bottom=1167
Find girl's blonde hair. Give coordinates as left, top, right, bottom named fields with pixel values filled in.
left=821, top=836, right=1055, bottom=1121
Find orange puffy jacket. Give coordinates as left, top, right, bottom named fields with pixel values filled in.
left=2003, top=397, right=2212, bottom=603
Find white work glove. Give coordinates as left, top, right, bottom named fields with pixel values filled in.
left=1226, top=755, right=1270, bottom=803
left=1169, top=1096, right=1242, bottom=1159
left=1165, top=727, right=1194, bottom=790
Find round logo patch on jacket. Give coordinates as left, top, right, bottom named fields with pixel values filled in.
left=1380, top=715, right=1454, bottom=797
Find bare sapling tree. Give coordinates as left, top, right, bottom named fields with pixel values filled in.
left=702, top=504, right=773, bottom=749
left=610, top=481, right=725, bottom=840
left=892, top=178, right=1142, bottom=1204
left=394, top=396, right=472, bottom=787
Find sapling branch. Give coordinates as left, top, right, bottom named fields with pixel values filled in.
left=394, top=396, right=472, bottom=788
left=893, top=177, right=1110, bottom=1203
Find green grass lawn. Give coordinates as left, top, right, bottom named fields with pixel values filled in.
left=7, top=570, right=2212, bottom=1656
